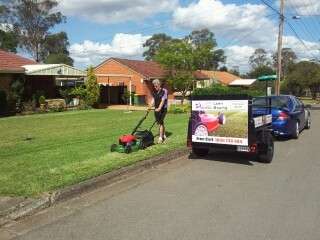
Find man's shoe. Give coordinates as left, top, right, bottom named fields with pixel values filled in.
left=157, top=138, right=163, bottom=144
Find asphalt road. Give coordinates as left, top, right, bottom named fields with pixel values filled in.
left=2, top=107, right=320, bottom=240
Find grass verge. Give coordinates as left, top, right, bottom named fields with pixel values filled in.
left=0, top=109, right=189, bottom=197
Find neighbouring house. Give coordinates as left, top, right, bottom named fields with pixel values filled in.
left=0, top=49, right=86, bottom=114
left=94, top=57, right=208, bottom=105
left=198, top=70, right=256, bottom=87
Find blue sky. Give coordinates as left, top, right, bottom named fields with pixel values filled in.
left=24, top=0, right=320, bottom=73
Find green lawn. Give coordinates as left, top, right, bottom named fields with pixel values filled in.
left=0, top=110, right=189, bottom=197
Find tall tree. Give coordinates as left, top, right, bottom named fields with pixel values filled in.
left=41, top=31, right=70, bottom=56
left=0, top=29, right=18, bottom=52
left=155, top=41, right=199, bottom=104
left=248, top=65, right=276, bottom=92
left=184, top=29, right=226, bottom=70
left=142, top=33, right=173, bottom=61
left=43, top=53, right=74, bottom=66
left=286, top=61, right=320, bottom=99
left=249, top=48, right=272, bottom=70
left=41, top=31, right=74, bottom=65
left=85, top=66, right=100, bottom=107
left=272, top=48, right=297, bottom=78
left=0, top=0, right=66, bottom=62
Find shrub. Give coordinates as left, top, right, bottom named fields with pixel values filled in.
left=193, top=85, right=265, bottom=97
left=39, top=95, right=46, bottom=105
left=167, top=104, right=191, bottom=114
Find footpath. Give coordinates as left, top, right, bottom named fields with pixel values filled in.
left=0, top=104, right=190, bottom=228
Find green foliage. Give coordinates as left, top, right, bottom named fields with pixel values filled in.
left=59, top=89, right=71, bottom=101
left=11, top=79, right=24, bottom=114
left=286, top=61, right=320, bottom=99
left=39, top=95, right=46, bottom=104
left=71, top=86, right=86, bottom=99
left=85, top=66, right=100, bottom=107
left=31, top=94, right=37, bottom=109
left=43, top=53, right=74, bottom=66
left=142, top=33, right=174, bottom=61
left=0, top=29, right=18, bottom=53
left=167, top=104, right=191, bottom=114
left=0, top=0, right=66, bottom=62
left=121, top=89, right=133, bottom=105
left=193, top=84, right=264, bottom=97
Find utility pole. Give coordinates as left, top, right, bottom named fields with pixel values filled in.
left=276, top=0, right=284, bottom=95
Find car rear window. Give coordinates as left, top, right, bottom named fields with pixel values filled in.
left=253, top=97, right=290, bottom=108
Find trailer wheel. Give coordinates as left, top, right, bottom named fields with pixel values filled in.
left=258, top=132, right=274, bottom=163
left=125, top=145, right=132, bottom=154
left=110, top=144, right=117, bottom=152
left=192, top=147, right=209, bottom=157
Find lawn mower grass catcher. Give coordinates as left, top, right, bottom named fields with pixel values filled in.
left=110, top=110, right=156, bottom=154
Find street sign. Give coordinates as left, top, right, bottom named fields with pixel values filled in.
left=257, top=75, right=277, bottom=81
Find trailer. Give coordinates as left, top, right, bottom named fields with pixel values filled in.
left=187, top=94, right=274, bottom=163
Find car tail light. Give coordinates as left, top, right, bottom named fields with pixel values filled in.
left=277, top=112, right=290, bottom=120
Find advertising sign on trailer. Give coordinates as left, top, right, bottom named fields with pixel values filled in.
left=191, top=99, right=249, bottom=146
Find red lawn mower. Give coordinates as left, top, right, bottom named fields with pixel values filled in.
left=110, top=110, right=156, bottom=154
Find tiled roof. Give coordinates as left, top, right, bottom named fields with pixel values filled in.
left=200, top=70, right=241, bottom=86
left=110, top=58, right=210, bottom=80
left=0, top=50, right=38, bottom=72
left=111, top=58, right=165, bottom=79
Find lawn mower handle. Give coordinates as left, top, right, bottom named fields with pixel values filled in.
left=130, top=109, right=153, bottom=135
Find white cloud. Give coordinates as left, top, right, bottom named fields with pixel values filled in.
left=276, top=0, right=320, bottom=15
left=70, top=33, right=150, bottom=68
left=57, top=0, right=179, bottom=24
left=61, top=0, right=319, bottom=73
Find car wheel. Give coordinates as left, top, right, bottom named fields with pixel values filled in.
left=305, top=115, right=311, bottom=129
left=192, top=123, right=208, bottom=136
left=258, top=132, right=274, bottom=163
left=292, top=121, right=299, bottom=139
left=192, top=147, right=209, bottom=157
left=218, top=113, right=226, bottom=124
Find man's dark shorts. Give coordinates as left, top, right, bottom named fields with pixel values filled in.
left=155, top=108, right=167, bottom=124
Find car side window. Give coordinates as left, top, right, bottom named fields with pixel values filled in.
left=292, top=97, right=302, bottom=109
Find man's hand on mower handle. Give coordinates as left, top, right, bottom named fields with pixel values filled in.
left=147, top=108, right=156, bottom=112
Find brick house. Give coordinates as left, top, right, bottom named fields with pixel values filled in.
left=94, top=57, right=208, bottom=105
left=0, top=49, right=86, bottom=114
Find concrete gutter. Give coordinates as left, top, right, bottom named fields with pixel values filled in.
left=0, top=147, right=190, bottom=227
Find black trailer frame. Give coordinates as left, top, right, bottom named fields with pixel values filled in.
left=187, top=94, right=274, bottom=163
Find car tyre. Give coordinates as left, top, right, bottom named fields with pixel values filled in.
left=305, top=115, right=311, bottom=129
left=292, top=121, right=299, bottom=139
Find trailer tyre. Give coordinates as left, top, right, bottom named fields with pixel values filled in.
left=192, top=147, right=209, bottom=157
left=110, top=144, right=117, bottom=152
left=258, top=132, right=274, bottom=163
